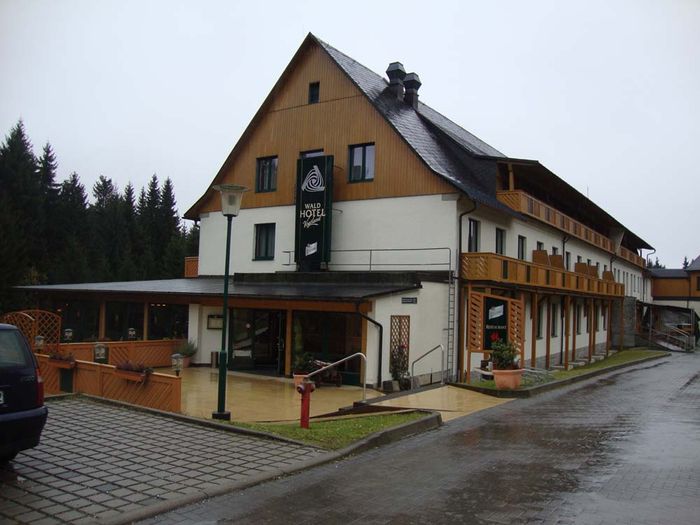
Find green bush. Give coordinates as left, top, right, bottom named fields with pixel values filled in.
left=490, top=340, right=519, bottom=370
left=174, top=339, right=197, bottom=358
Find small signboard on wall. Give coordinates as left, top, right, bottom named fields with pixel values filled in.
left=482, top=296, right=509, bottom=349
left=207, top=315, right=224, bottom=330
left=401, top=297, right=418, bottom=304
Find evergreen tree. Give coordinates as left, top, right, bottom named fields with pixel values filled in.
left=682, top=256, right=689, bottom=269
left=37, top=143, right=62, bottom=278
left=53, top=172, right=90, bottom=283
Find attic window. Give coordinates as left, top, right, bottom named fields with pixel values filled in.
left=308, top=82, right=320, bottom=104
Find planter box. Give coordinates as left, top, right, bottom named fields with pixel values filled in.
left=114, top=369, right=148, bottom=383
left=48, top=359, right=76, bottom=370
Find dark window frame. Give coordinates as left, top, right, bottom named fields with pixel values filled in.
left=253, top=223, right=276, bottom=261
left=255, top=156, right=278, bottom=193
left=517, top=235, right=526, bottom=260
left=467, top=219, right=480, bottom=252
left=551, top=303, right=558, bottom=337
left=495, top=228, right=506, bottom=255
left=348, top=143, right=375, bottom=183
left=308, top=81, right=320, bottom=104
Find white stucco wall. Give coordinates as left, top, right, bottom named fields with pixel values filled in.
left=365, top=282, right=449, bottom=386
left=198, top=194, right=460, bottom=275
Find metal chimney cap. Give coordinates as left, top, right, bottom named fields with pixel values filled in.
left=404, top=72, right=422, bottom=90
left=386, top=62, right=406, bottom=83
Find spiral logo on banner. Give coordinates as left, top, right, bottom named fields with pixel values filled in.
left=301, top=165, right=325, bottom=192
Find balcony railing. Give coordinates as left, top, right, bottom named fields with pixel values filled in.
left=184, top=256, right=199, bottom=278
left=461, top=252, right=624, bottom=297
left=619, top=246, right=645, bottom=268
left=497, top=190, right=645, bottom=268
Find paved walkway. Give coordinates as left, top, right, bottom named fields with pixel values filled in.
left=0, top=398, right=320, bottom=524
left=173, top=367, right=383, bottom=422
left=143, top=352, right=700, bottom=524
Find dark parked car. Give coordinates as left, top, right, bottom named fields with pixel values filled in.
left=0, top=323, right=48, bottom=463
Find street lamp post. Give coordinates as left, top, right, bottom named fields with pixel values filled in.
left=211, top=184, right=248, bottom=421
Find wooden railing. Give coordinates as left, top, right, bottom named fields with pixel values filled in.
left=497, top=190, right=645, bottom=268
left=184, top=256, right=199, bottom=277
left=58, top=339, right=184, bottom=368
left=461, top=252, right=624, bottom=297
left=619, top=246, right=645, bottom=268
left=38, top=355, right=181, bottom=413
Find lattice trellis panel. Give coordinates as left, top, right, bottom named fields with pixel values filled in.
left=390, top=315, right=410, bottom=352
left=1, top=309, right=61, bottom=352
left=508, top=297, right=525, bottom=363
left=468, top=292, right=484, bottom=352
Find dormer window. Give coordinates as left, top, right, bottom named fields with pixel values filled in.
left=308, top=82, right=320, bottom=104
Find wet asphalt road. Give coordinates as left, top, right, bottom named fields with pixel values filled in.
left=143, top=352, right=700, bottom=524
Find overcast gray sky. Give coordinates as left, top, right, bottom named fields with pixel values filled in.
left=1, top=0, right=698, bottom=267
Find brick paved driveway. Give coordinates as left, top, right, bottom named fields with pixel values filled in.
left=144, top=352, right=700, bottom=524
left=0, top=398, right=320, bottom=524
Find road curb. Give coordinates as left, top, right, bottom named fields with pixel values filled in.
left=96, top=409, right=441, bottom=525
left=450, top=352, right=671, bottom=398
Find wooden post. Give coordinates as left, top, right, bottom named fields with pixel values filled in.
left=545, top=297, right=551, bottom=369
left=457, top=285, right=466, bottom=381
left=606, top=300, right=612, bottom=355
left=520, top=292, right=526, bottom=368
left=531, top=292, right=538, bottom=367
left=564, top=296, right=570, bottom=369
left=508, top=163, right=515, bottom=190
left=591, top=299, right=597, bottom=359
left=142, top=302, right=149, bottom=341
left=619, top=298, right=625, bottom=350
left=98, top=301, right=106, bottom=340
left=572, top=301, right=577, bottom=363
left=588, top=300, right=594, bottom=363
left=284, top=308, right=293, bottom=376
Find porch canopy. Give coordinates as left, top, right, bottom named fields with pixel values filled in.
left=19, top=272, right=425, bottom=302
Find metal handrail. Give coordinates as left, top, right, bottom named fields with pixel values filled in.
left=283, top=247, right=452, bottom=271
left=410, top=344, right=445, bottom=387
left=303, top=352, right=367, bottom=402
left=649, top=327, right=692, bottom=351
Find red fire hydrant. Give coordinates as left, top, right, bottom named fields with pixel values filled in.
left=297, top=380, right=316, bottom=429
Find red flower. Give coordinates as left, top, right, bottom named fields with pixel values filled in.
left=490, top=333, right=501, bottom=342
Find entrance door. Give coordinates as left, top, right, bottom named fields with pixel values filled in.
left=228, top=309, right=285, bottom=375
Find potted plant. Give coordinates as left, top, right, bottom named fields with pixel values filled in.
left=114, top=361, right=153, bottom=383
left=389, top=344, right=411, bottom=391
left=490, top=339, right=523, bottom=389
left=292, top=352, right=315, bottom=386
left=173, top=340, right=197, bottom=368
left=47, top=351, right=77, bottom=370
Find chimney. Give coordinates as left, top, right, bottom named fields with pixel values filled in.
left=386, top=62, right=406, bottom=100
left=403, top=72, right=421, bottom=109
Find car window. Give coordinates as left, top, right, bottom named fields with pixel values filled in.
left=0, top=331, right=32, bottom=367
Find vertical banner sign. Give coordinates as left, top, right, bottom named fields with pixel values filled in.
left=295, top=156, right=333, bottom=271
left=483, top=296, right=509, bottom=349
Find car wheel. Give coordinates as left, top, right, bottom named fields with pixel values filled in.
left=0, top=452, right=18, bottom=464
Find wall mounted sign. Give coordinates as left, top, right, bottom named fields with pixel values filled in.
left=295, top=155, right=334, bottom=271
left=401, top=297, right=418, bottom=304
left=207, top=314, right=224, bottom=330
left=483, top=296, right=509, bottom=350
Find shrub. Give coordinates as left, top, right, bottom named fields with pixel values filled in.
left=490, top=340, right=519, bottom=370
left=390, top=344, right=408, bottom=381
left=115, top=361, right=153, bottom=375
left=174, top=339, right=197, bottom=358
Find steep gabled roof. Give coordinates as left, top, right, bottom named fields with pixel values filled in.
left=185, top=33, right=516, bottom=220
left=687, top=255, right=700, bottom=271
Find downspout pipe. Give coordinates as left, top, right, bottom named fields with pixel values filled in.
left=643, top=247, right=656, bottom=302
left=457, top=200, right=477, bottom=380
left=355, top=304, right=383, bottom=388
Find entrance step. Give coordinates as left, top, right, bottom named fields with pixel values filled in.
left=591, top=354, right=605, bottom=362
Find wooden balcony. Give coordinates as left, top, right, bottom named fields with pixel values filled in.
left=461, top=252, right=624, bottom=297
left=497, top=190, right=645, bottom=268
left=184, top=256, right=199, bottom=278
left=619, top=246, right=645, bottom=268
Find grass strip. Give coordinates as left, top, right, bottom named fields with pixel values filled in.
left=232, top=411, right=425, bottom=450
left=470, top=347, right=668, bottom=390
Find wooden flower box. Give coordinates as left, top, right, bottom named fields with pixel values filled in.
left=114, top=369, right=148, bottom=383
left=48, top=359, right=76, bottom=370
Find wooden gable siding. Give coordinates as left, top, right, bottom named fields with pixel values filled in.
left=198, top=43, right=454, bottom=215
left=652, top=277, right=691, bottom=298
